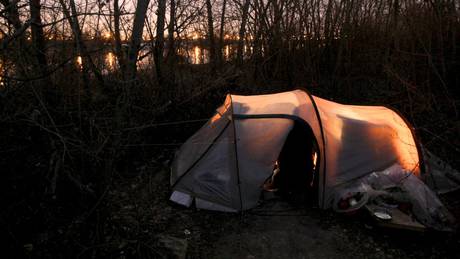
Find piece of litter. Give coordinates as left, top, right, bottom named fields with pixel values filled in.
left=374, top=211, right=392, bottom=220
left=24, top=244, right=33, bottom=252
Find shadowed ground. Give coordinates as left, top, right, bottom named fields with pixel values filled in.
left=95, top=164, right=459, bottom=259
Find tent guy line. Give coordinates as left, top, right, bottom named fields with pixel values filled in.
left=122, top=118, right=210, bottom=131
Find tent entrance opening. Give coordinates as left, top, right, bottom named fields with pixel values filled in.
left=265, top=121, right=319, bottom=202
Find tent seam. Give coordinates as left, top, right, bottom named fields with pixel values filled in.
left=299, top=89, right=328, bottom=208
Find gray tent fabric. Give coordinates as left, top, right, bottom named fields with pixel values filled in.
left=170, top=98, right=232, bottom=187
left=171, top=90, right=324, bottom=211
left=172, top=120, right=239, bottom=209
left=170, top=90, right=454, bottom=229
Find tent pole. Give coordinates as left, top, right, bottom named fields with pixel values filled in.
left=229, top=95, right=244, bottom=212
left=302, top=89, right=328, bottom=209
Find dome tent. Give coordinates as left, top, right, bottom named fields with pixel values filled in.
left=170, top=89, right=425, bottom=212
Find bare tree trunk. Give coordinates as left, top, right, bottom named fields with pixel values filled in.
left=68, top=0, right=104, bottom=87
left=252, top=0, right=269, bottom=80
left=166, top=0, right=176, bottom=89
left=154, top=0, right=167, bottom=85
left=113, top=0, right=126, bottom=79
left=126, top=0, right=150, bottom=81
left=59, top=0, right=104, bottom=92
left=270, top=0, right=283, bottom=75
left=0, top=0, right=28, bottom=75
left=323, top=0, right=333, bottom=47
left=333, top=0, right=353, bottom=78
left=393, top=0, right=400, bottom=51
left=206, top=0, right=217, bottom=69
left=237, top=0, right=250, bottom=64
left=166, top=0, right=176, bottom=63
left=0, top=0, right=23, bottom=36
left=29, top=0, right=48, bottom=79
left=218, top=0, right=227, bottom=64
left=58, top=0, right=90, bottom=92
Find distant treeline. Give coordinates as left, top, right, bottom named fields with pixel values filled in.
left=0, top=1, right=458, bottom=93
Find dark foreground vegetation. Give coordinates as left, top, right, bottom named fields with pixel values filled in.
left=1, top=0, right=459, bottom=257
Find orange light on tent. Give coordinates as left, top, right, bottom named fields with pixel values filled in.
left=389, top=112, right=420, bottom=177
left=209, top=113, right=221, bottom=125
left=312, top=151, right=318, bottom=170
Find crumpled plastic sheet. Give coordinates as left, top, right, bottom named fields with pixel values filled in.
left=332, top=164, right=456, bottom=231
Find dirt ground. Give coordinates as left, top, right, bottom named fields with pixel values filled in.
left=91, top=163, right=460, bottom=259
